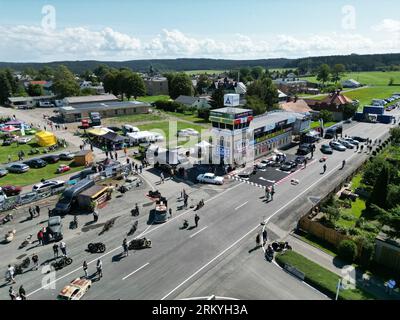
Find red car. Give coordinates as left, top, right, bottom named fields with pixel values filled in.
left=1, top=185, right=22, bottom=196
left=57, top=164, right=71, bottom=173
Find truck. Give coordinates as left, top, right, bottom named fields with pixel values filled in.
left=377, top=114, right=394, bottom=124
left=81, top=112, right=102, bottom=128
left=363, top=106, right=384, bottom=115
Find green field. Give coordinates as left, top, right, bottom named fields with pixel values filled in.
left=136, top=95, right=171, bottom=103
left=163, top=111, right=210, bottom=125
left=184, top=70, right=225, bottom=75
left=0, top=160, right=83, bottom=186
left=311, top=121, right=336, bottom=129
left=105, top=113, right=164, bottom=124
left=344, top=86, right=400, bottom=108
left=301, top=71, right=400, bottom=86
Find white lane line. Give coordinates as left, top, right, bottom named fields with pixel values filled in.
left=161, top=151, right=361, bottom=300
left=189, top=226, right=208, bottom=238
left=26, top=181, right=245, bottom=297
left=122, top=262, right=150, bottom=280
left=234, top=201, right=248, bottom=211
left=139, top=173, right=156, bottom=191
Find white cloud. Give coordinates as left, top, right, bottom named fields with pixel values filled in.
left=0, top=25, right=399, bottom=62
left=372, top=19, right=400, bottom=33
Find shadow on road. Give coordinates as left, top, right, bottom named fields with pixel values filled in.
left=112, top=252, right=126, bottom=263
left=248, top=245, right=262, bottom=253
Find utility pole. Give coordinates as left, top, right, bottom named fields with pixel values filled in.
left=335, top=278, right=342, bottom=300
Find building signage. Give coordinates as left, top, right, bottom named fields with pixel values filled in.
left=224, top=94, right=240, bottom=107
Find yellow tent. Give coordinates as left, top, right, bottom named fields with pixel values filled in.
left=87, top=128, right=108, bottom=136
left=35, top=131, right=57, bottom=147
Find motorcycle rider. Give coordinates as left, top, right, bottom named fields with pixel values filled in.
left=31, top=253, right=39, bottom=270
left=122, top=238, right=129, bottom=257
left=96, top=259, right=103, bottom=279
left=341, top=159, right=346, bottom=170
left=19, top=285, right=26, bottom=300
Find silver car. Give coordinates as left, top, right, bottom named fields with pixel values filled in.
left=338, top=139, right=354, bottom=149
left=6, top=163, right=30, bottom=173
left=329, top=141, right=346, bottom=152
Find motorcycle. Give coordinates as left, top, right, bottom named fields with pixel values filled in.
left=265, top=246, right=274, bottom=262
left=271, top=241, right=292, bottom=252
left=15, top=257, right=30, bottom=275
left=19, top=234, right=33, bottom=249
left=131, top=206, right=139, bottom=217
left=2, top=213, right=13, bottom=225
left=195, top=200, right=204, bottom=211
left=148, top=190, right=161, bottom=199
left=51, top=256, right=73, bottom=271
left=128, top=238, right=152, bottom=250
left=87, top=242, right=106, bottom=253
left=182, top=219, right=189, bottom=229
left=127, top=221, right=138, bottom=236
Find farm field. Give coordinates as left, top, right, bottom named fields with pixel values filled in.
left=184, top=70, right=225, bottom=75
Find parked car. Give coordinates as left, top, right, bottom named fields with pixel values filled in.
left=6, top=163, right=30, bottom=173
left=57, top=164, right=71, bottom=173
left=329, top=141, right=346, bottom=151
left=351, top=136, right=368, bottom=142
left=296, top=143, right=312, bottom=155
left=0, top=168, right=8, bottom=177
left=280, top=161, right=297, bottom=172
left=1, top=139, right=12, bottom=146
left=41, top=154, right=60, bottom=164
left=256, top=159, right=273, bottom=169
left=23, top=158, right=47, bottom=168
left=57, top=278, right=92, bottom=300
left=32, top=180, right=65, bottom=192
left=338, top=139, right=354, bottom=149
left=294, top=156, right=306, bottom=165
left=320, top=144, right=333, bottom=154
left=344, top=138, right=359, bottom=146
left=58, top=152, right=75, bottom=161
left=17, top=137, right=32, bottom=144
left=1, top=185, right=22, bottom=196
left=46, top=215, right=63, bottom=242
left=197, top=173, right=224, bottom=185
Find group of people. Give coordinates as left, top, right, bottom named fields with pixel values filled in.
left=52, top=241, right=68, bottom=258
left=82, top=259, right=103, bottom=280
left=255, top=229, right=268, bottom=247
left=28, top=205, right=40, bottom=220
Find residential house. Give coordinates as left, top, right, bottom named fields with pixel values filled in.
left=63, top=94, right=119, bottom=106
left=280, top=98, right=312, bottom=114
left=342, top=79, right=361, bottom=88
left=80, top=81, right=105, bottom=94
left=273, top=77, right=309, bottom=95
left=143, top=76, right=169, bottom=96
left=174, top=95, right=212, bottom=109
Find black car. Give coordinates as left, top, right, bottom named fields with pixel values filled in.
left=280, top=161, right=297, bottom=172
left=296, top=143, right=312, bottom=155
left=41, top=154, right=60, bottom=164
left=2, top=139, right=12, bottom=146
left=294, top=156, right=306, bottom=165
left=351, top=136, right=368, bottom=143
left=23, top=158, right=47, bottom=168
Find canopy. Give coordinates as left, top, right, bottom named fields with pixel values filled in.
left=127, top=131, right=164, bottom=142
left=87, top=128, right=108, bottom=136
left=102, top=132, right=125, bottom=142
left=35, top=131, right=57, bottom=147
left=5, top=120, right=24, bottom=126
left=1, top=125, right=19, bottom=132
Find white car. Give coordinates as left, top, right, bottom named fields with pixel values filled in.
left=185, top=128, right=199, bottom=136
left=17, top=137, right=33, bottom=144
left=197, top=173, right=224, bottom=185
left=178, top=129, right=190, bottom=137
left=32, top=180, right=65, bottom=192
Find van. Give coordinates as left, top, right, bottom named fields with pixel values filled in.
left=324, top=125, right=342, bottom=139
left=54, top=178, right=95, bottom=215
left=69, top=168, right=96, bottom=182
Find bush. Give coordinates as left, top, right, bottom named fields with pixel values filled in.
left=356, top=237, right=375, bottom=268
left=348, top=227, right=362, bottom=236
left=338, top=239, right=358, bottom=263
left=341, top=213, right=356, bottom=221
left=360, top=222, right=379, bottom=233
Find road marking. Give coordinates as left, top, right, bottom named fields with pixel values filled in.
left=234, top=201, right=248, bottom=211
left=161, top=151, right=361, bottom=300
left=26, top=181, right=244, bottom=297
left=139, top=173, right=156, bottom=191
left=122, top=262, right=150, bottom=280
left=189, top=226, right=208, bottom=238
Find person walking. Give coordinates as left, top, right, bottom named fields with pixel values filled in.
left=37, top=230, right=44, bottom=246
left=270, top=185, right=275, bottom=201
left=29, top=207, right=34, bottom=220
left=93, top=210, right=99, bottom=223
left=341, top=159, right=346, bottom=170
left=139, top=164, right=143, bottom=173
left=19, top=285, right=26, bottom=300
left=304, top=158, right=307, bottom=168
left=114, top=152, right=118, bottom=161
left=83, top=261, right=88, bottom=278
left=35, top=205, right=40, bottom=217
left=135, top=164, right=138, bottom=173
left=31, top=253, right=39, bottom=270
left=122, top=238, right=129, bottom=257
left=355, top=145, right=359, bottom=152
left=262, top=229, right=268, bottom=246
left=60, top=241, right=67, bottom=257
left=9, top=287, right=17, bottom=300
left=96, top=259, right=103, bottom=279
left=7, top=154, right=11, bottom=163
left=7, top=265, right=16, bottom=284
left=52, top=243, right=59, bottom=258
left=322, top=163, right=327, bottom=174
left=123, top=147, right=127, bottom=157
left=194, top=214, right=200, bottom=228
left=160, top=172, right=164, bottom=184
left=169, top=208, right=172, bottom=218
left=256, top=233, right=261, bottom=247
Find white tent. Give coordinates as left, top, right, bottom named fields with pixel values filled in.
left=127, top=131, right=164, bottom=143
left=195, top=140, right=211, bottom=148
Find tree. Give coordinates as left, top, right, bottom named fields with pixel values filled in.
left=196, top=74, right=211, bottom=95
left=93, top=64, right=111, bottom=82
left=318, top=109, right=333, bottom=123
left=239, top=67, right=251, bottom=81
left=37, top=67, right=54, bottom=80
left=53, top=65, right=80, bottom=98
left=342, top=103, right=358, bottom=120
left=0, top=72, right=12, bottom=104
left=389, top=77, right=394, bottom=86
left=367, top=164, right=391, bottom=210
left=338, top=239, right=358, bottom=263
left=125, top=72, right=146, bottom=99
left=169, top=73, right=193, bottom=99
left=210, top=87, right=224, bottom=109
left=246, top=95, right=266, bottom=115
left=80, top=87, right=97, bottom=96
left=4, top=69, right=18, bottom=94
left=390, top=127, right=400, bottom=144
left=387, top=184, right=400, bottom=209
left=103, top=70, right=119, bottom=96
left=316, top=64, right=331, bottom=86
left=247, top=77, right=279, bottom=110
left=326, top=206, right=340, bottom=223
left=250, top=66, right=264, bottom=80
left=362, top=157, right=388, bottom=186
left=27, top=83, right=44, bottom=96
left=331, top=64, right=346, bottom=83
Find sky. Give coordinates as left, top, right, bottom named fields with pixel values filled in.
left=0, top=0, right=399, bottom=62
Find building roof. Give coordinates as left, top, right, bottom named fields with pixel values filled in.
left=250, top=111, right=305, bottom=130
left=59, top=100, right=150, bottom=114
left=211, top=107, right=252, bottom=115
left=280, top=99, right=312, bottom=113
left=64, top=94, right=118, bottom=105
left=8, top=95, right=55, bottom=103
left=29, top=81, right=48, bottom=86
left=277, top=89, right=288, bottom=98
left=175, top=95, right=198, bottom=106
left=320, top=91, right=353, bottom=105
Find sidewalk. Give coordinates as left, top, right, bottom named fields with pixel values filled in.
left=287, top=233, right=400, bottom=300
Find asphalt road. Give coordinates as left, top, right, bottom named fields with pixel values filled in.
left=0, top=115, right=398, bottom=300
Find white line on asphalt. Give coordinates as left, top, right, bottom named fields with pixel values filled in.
left=189, top=226, right=208, bottom=238
left=161, top=151, right=361, bottom=300
left=234, top=201, right=248, bottom=211
left=122, top=262, right=150, bottom=280
left=139, top=173, right=156, bottom=191
left=26, top=181, right=245, bottom=297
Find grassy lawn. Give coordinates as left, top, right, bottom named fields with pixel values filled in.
left=310, top=121, right=336, bottom=129
left=105, top=113, right=164, bottom=124
left=275, top=250, right=374, bottom=300
left=136, top=95, right=171, bottom=103
left=0, top=160, right=83, bottom=187
left=350, top=173, right=363, bottom=191
left=137, top=121, right=208, bottom=142
left=184, top=70, right=225, bottom=75
left=344, top=86, right=400, bottom=109
left=0, top=138, right=63, bottom=164
left=163, top=111, right=211, bottom=125
left=301, top=71, right=400, bottom=86
left=336, top=198, right=366, bottom=229
left=298, top=233, right=338, bottom=257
